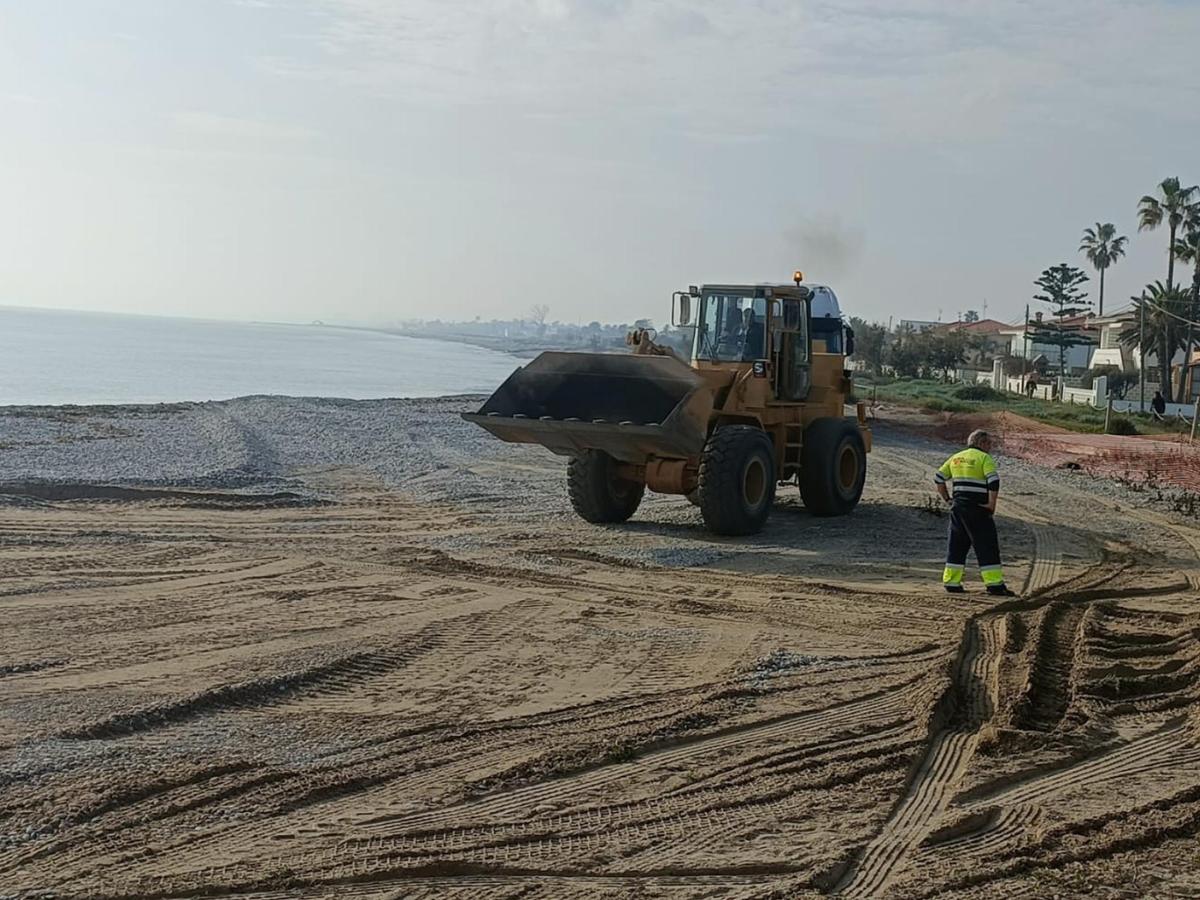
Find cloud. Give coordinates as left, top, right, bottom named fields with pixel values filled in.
left=653, top=7, right=712, bottom=37
left=253, top=0, right=1200, bottom=146
left=171, top=111, right=318, bottom=142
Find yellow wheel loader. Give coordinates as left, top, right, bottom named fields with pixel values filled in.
left=463, top=274, right=871, bottom=536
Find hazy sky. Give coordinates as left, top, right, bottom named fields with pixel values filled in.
left=3, top=1, right=1199, bottom=327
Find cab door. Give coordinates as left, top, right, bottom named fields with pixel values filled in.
left=775, top=298, right=811, bottom=402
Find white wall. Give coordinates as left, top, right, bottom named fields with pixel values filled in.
left=1002, top=372, right=1197, bottom=418
left=1061, top=386, right=1096, bottom=405
left=1111, top=398, right=1196, bottom=417
left=1006, top=375, right=1055, bottom=400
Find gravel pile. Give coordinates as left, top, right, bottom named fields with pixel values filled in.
left=1, top=396, right=1193, bottom=544
left=739, top=649, right=870, bottom=689
left=0, top=395, right=564, bottom=511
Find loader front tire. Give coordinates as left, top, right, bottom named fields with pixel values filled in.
left=567, top=450, right=644, bottom=524
left=698, top=426, right=776, bottom=536
left=799, top=418, right=866, bottom=516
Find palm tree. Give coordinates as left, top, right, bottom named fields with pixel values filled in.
left=1078, top=223, right=1127, bottom=317
left=1173, top=210, right=1200, bottom=398
left=1137, top=177, right=1199, bottom=290
left=1120, top=281, right=1190, bottom=399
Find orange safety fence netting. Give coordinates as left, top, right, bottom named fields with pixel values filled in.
left=997, top=431, right=1200, bottom=491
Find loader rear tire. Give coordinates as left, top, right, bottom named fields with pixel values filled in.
left=567, top=450, right=644, bottom=523
left=698, top=426, right=776, bottom=536
left=799, top=418, right=866, bottom=516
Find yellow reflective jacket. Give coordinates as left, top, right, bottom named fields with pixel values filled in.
left=934, top=447, right=999, bottom=505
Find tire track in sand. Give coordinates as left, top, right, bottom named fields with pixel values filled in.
left=916, top=724, right=1200, bottom=862
left=56, top=642, right=433, bottom=741
left=1011, top=600, right=1086, bottom=732
left=830, top=518, right=1061, bottom=896
left=966, top=720, right=1200, bottom=812
left=831, top=614, right=1005, bottom=897
left=363, top=681, right=918, bottom=836
left=916, top=803, right=1042, bottom=860
left=1021, top=523, right=1062, bottom=596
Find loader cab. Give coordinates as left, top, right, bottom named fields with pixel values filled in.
left=684, top=284, right=812, bottom=403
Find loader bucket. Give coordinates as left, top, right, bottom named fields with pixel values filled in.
left=462, top=351, right=713, bottom=464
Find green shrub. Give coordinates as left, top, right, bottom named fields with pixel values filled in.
left=1080, top=365, right=1137, bottom=400
left=922, top=398, right=972, bottom=413
left=953, top=384, right=1006, bottom=402
left=1108, top=417, right=1139, bottom=436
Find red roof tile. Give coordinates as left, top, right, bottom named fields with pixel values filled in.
left=936, top=318, right=1011, bottom=333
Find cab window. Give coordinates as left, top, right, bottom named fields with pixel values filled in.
left=695, top=294, right=767, bottom=362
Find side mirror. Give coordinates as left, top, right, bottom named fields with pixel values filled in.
left=844, top=326, right=856, bottom=357
left=675, top=293, right=691, bottom=326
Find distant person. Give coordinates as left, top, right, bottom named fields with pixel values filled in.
left=1025, top=373, right=1038, bottom=398
left=934, top=429, right=1016, bottom=597
left=1152, top=390, right=1167, bottom=421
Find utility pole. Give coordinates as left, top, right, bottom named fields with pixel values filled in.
left=1139, top=294, right=1146, bottom=414
left=1023, top=303, right=1030, bottom=392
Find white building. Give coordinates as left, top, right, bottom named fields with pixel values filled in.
left=997, top=314, right=1098, bottom=374
left=1087, top=310, right=1187, bottom=372
left=897, top=319, right=941, bottom=333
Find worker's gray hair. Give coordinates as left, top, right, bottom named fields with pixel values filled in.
left=967, top=429, right=990, bottom=449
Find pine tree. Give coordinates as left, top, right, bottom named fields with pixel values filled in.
left=1029, top=263, right=1093, bottom=377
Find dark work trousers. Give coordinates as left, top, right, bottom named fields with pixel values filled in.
left=943, top=501, right=1004, bottom=586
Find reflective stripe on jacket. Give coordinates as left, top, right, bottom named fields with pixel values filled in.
left=934, top=447, right=999, bottom=505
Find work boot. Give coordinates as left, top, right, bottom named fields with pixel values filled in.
left=986, top=584, right=1017, bottom=597
left=944, top=585, right=965, bottom=594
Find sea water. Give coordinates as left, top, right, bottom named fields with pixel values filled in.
left=0, top=306, right=523, bottom=406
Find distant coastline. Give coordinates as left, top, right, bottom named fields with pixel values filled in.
left=377, top=320, right=692, bottom=359
left=386, top=328, right=589, bottom=359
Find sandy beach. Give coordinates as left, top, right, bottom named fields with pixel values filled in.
left=1, top=397, right=1198, bottom=899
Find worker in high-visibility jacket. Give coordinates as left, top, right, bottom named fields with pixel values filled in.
left=933, top=429, right=1016, bottom=596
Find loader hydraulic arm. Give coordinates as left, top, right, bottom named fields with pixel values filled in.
left=626, top=328, right=676, bottom=357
